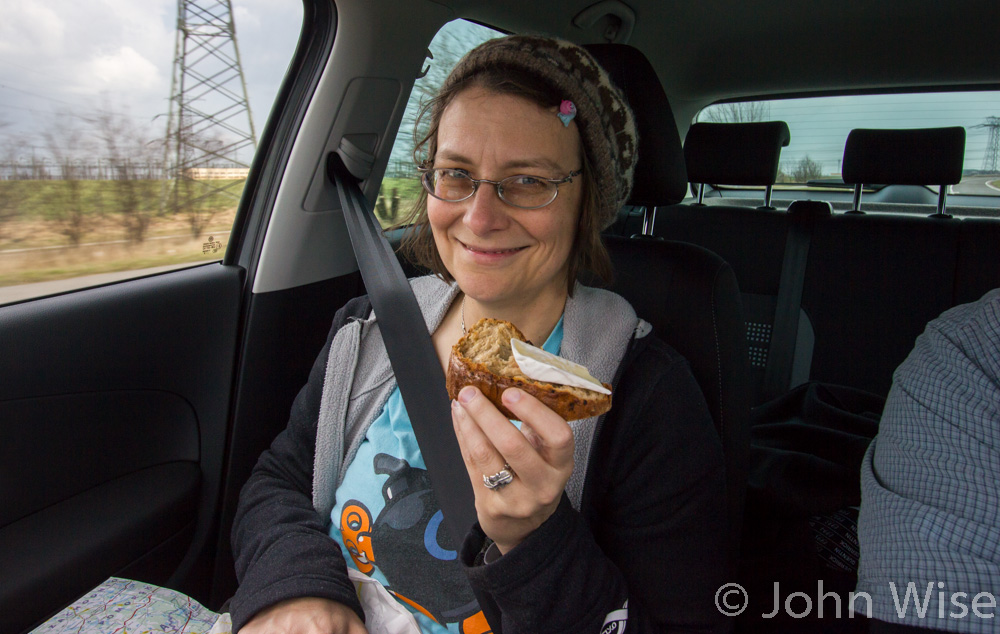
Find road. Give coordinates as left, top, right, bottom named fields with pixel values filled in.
left=0, top=263, right=211, bottom=305
left=952, top=175, right=1000, bottom=195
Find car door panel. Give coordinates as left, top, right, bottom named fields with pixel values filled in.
left=1, top=390, right=199, bottom=526
left=2, top=463, right=200, bottom=632
left=0, top=263, right=243, bottom=633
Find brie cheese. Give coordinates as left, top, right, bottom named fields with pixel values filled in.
left=510, top=338, right=611, bottom=395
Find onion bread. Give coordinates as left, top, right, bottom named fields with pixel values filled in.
left=446, top=318, right=612, bottom=421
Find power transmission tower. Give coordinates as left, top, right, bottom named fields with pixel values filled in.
left=973, top=116, right=1000, bottom=173
left=162, top=0, right=257, bottom=232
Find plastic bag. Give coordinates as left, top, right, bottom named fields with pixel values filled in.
left=348, top=569, right=422, bottom=634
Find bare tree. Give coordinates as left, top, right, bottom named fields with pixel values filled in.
left=791, top=155, right=824, bottom=182
left=702, top=101, right=772, bottom=123
left=88, top=105, right=159, bottom=243
left=163, top=129, right=237, bottom=237
left=375, top=183, right=402, bottom=224
left=41, top=112, right=100, bottom=246
left=0, top=126, right=29, bottom=241
left=390, top=23, right=502, bottom=170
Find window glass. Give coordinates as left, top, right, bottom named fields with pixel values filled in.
left=376, top=19, right=503, bottom=228
left=0, top=0, right=302, bottom=305
left=698, top=91, right=1000, bottom=197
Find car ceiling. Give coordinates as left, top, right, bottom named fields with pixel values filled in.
left=439, top=0, right=1000, bottom=107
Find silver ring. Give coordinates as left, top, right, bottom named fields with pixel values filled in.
left=483, top=463, right=516, bottom=490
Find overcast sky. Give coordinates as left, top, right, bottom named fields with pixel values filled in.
left=2, top=3, right=998, bottom=176
left=0, top=0, right=302, bottom=156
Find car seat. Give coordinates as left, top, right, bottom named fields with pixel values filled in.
left=586, top=43, right=753, bottom=559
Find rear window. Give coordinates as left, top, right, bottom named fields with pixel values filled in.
left=698, top=91, right=1000, bottom=199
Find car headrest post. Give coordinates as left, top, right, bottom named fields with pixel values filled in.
left=848, top=183, right=865, bottom=215
left=931, top=187, right=952, bottom=219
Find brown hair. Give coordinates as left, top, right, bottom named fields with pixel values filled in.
left=394, top=64, right=613, bottom=295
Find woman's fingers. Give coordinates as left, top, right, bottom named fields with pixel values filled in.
left=451, top=394, right=506, bottom=480
left=500, top=387, right=575, bottom=470
left=453, top=386, right=570, bottom=482
left=452, top=385, right=575, bottom=552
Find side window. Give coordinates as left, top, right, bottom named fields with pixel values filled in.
left=697, top=91, right=1000, bottom=210
left=0, top=0, right=302, bottom=305
left=376, top=19, right=503, bottom=228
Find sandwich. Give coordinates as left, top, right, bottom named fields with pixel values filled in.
left=446, top=318, right=612, bottom=421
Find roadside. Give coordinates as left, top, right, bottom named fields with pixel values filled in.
left=0, top=262, right=218, bottom=305
left=0, top=209, right=237, bottom=287
left=0, top=175, right=420, bottom=304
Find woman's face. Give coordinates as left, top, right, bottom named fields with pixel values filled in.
left=428, top=86, right=583, bottom=308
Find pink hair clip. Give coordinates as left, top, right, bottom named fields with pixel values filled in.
left=557, top=100, right=577, bottom=127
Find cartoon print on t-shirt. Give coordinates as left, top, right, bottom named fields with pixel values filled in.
left=340, top=501, right=374, bottom=574
left=340, top=453, right=490, bottom=631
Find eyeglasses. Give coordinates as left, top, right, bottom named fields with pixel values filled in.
left=419, top=167, right=583, bottom=210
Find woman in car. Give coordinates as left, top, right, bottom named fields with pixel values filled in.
left=231, top=35, right=728, bottom=634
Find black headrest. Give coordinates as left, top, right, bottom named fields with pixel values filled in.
left=842, top=127, right=966, bottom=185
left=584, top=44, right=688, bottom=207
left=684, top=121, right=791, bottom=186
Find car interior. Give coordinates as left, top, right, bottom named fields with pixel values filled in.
left=2, top=0, right=999, bottom=632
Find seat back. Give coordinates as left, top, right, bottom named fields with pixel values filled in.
left=603, top=236, right=751, bottom=556
left=799, top=128, right=967, bottom=395
left=956, top=217, right=1000, bottom=305
left=658, top=121, right=799, bottom=403
left=587, top=43, right=752, bottom=555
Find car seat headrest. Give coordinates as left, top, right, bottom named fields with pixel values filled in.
left=842, top=127, right=966, bottom=185
left=684, top=121, right=791, bottom=186
left=584, top=43, right=688, bottom=207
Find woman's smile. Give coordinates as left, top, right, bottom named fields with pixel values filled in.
left=459, top=240, right=529, bottom=263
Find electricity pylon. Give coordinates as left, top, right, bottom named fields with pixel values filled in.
left=161, top=0, right=257, bottom=231
left=973, top=116, right=1000, bottom=173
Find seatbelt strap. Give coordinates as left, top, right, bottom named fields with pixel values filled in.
left=330, top=154, right=504, bottom=633
left=762, top=201, right=827, bottom=401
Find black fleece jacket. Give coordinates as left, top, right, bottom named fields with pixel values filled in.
left=231, top=295, right=731, bottom=633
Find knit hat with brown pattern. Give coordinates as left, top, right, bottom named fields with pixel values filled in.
left=441, top=35, right=638, bottom=229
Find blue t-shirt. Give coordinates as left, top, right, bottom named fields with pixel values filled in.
left=330, top=318, right=564, bottom=633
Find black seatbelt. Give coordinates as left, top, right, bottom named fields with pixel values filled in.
left=329, top=152, right=504, bottom=633
left=762, top=200, right=829, bottom=401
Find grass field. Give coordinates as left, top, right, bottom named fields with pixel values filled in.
left=0, top=176, right=426, bottom=289
left=0, top=178, right=243, bottom=287
left=375, top=177, right=422, bottom=227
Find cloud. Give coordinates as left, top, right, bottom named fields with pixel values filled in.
left=233, top=6, right=261, bottom=31
left=0, top=2, right=66, bottom=57
left=88, top=46, right=164, bottom=93
left=0, top=0, right=300, bottom=146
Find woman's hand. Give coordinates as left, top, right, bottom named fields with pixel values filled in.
left=451, top=385, right=575, bottom=554
left=239, top=597, right=367, bottom=634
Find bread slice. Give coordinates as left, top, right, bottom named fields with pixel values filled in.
left=446, top=318, right=612, bottom=421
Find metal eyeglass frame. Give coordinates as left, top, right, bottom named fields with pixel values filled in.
left=419, top=167, right=583, bottom=209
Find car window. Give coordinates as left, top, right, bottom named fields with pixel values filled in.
left=0, top=0, right=302, bottom=305
left=376, top=19, right=503, bottom=228
left=698, top=91, right=1000, bottom=202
